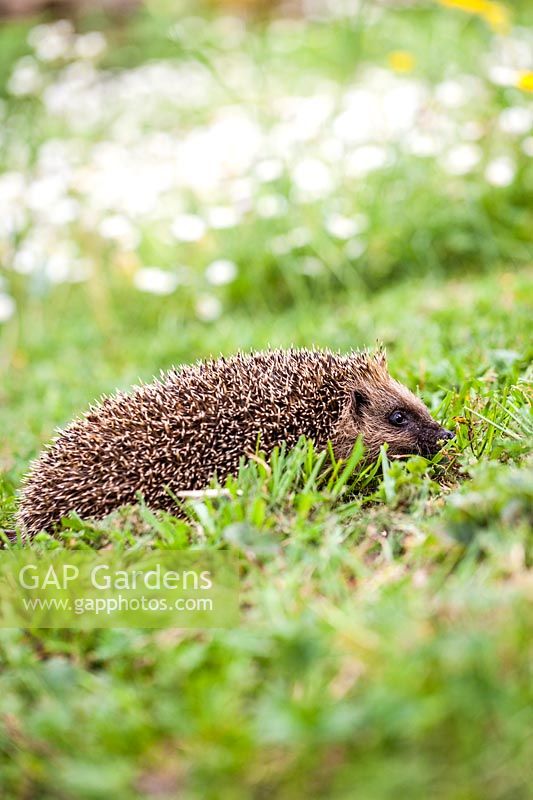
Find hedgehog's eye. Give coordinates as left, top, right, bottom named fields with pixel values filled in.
left=389, top=409, right=409, bottom=427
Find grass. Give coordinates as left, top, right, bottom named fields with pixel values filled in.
left=1, top=268, right=531, bottom=799
left=0, top=1, right=533, bottom=798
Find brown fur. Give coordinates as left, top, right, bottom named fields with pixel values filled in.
left=17, top=348, right=451, bottom=536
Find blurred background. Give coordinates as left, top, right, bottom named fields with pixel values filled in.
left=1, top=0, right=532, bottom=318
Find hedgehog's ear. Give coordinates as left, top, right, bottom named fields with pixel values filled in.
left=351, top=389, right=369, bottom=415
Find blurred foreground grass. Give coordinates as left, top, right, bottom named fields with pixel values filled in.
left=0, top=1, right=532, bottom=798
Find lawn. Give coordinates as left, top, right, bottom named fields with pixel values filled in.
left=0, top=1, right=532, bottom=798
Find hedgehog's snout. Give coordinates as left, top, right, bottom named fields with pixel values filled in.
left=438, top=427, right=454, bottom=442
left=420, top=423, right=454, bottom=456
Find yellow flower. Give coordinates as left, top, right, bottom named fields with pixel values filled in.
left=516, top=72, right=533, bottom=93
left=483, top=2, right=510, bottom=33
left=388, top=51, right=416, bottom=74
left=437, top=0, right=510, bottom=34
left=440, top=0, right=491, bottom=10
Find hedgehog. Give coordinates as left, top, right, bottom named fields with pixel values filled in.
left=17, top=348, right=453, bottom=536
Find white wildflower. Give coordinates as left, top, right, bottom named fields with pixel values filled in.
left=299, top=257, right=324, bottom=275
left=0, top=172, right=25, bottom=205
left=134, top=267, right=179, bottom=295
left=320, top=136, right=344, bottom=163
left=485, top=157, right=516, bottom=187
left=463, top=122, right=484, bottom=141
left=289, top=227, right=311, bottom=247
left=441, top=144, right=481, bottom=175
left=28, top=20, right=74, bottom=62
left=99, top=215, right=140, bottom=249
left=196, top=295, right=222, bottom=321
left=7, top=57, right=42, bottom=96
left=406, top=133, right=442, bottom=157
left=435, top=81, right=468, bottom=108
left=26, top=175, right=69, bottom=214
left=498, top=107, right=532, bottom=136
left=345, top=145, right=389, bottom=177
left=46, top=197, right=79, bottom=226
left=73, top=32, right=107, bottom=60
left=255, top=159, right=284, bottom=182
left=0, top=294, right=16, bottom=323
left=271, top=235, right=292, bottom=255
left=333, top=89, right=375, bottom=143
left=229, top=178, right=254, bottom=205
left=207, top=206, right=240, bottom=229
left=292, top=158, right=333, bottom=198
left=270, top=227, right=311, bottom=255
left=522, top=137, right=533, bottom=157
left=171, top=214, right=207, bottom=242
left=13, top=246, right=39, bottom=275
left=487, top=66, right=519, bottom=87
left=345, top=238, right=366, bottom=259
left=384, top=82, right=426, bottom=135
left=205, top=259, right=237, bottom=286
left=325, top=213, right=367, bottom=240
left=256, top=194, right=288, bottom=218
left=46, top=253, right=88, bottom=284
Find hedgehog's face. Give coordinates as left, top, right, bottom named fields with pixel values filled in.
left=351, top=385, right=453, bottom=459
left=336, top=355, right=453, bottom=461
